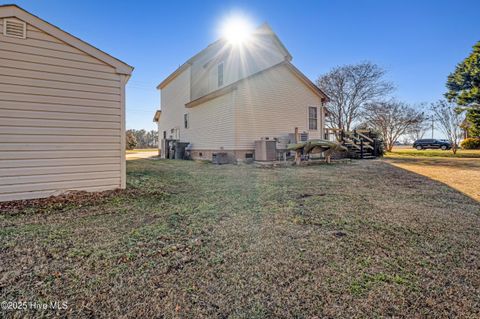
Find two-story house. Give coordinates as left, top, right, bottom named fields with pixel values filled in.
left=153, top=23, right=329, bottom=161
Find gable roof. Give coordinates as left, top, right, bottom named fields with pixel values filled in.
left=157, top=22, right=292, bottom=90
left=185, top=61, right=329, bottom=108
left=0, top=4, right=133, bottom=75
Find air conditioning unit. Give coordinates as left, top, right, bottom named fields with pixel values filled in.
left=254, top=140, right=276, bottom=161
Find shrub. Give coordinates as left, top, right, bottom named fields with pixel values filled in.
left=126, top=131, right=137, bottom=150
left=460, top=137, right=480, bottom=149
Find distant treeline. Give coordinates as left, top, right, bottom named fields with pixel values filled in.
left=126, top=129, right=158, bottom=150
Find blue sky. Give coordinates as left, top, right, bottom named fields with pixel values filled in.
left=7, top=0, right=480, bottom=131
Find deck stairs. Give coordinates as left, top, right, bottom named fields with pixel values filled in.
left=340, top=130, right=382, bottom=159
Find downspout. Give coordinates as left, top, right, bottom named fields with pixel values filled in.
left=232, top=87, right=237, bottom=156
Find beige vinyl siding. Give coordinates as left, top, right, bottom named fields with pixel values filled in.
left=183, top=92, right=235, bottom=150
left=189, top=33, right=285, bottom=101
left=0, top=17, right=123, bottom=201
left=159, top=65, right=235, bottom=151
left=158, top=66, right=191, bottom=140
left=234, top=64, right=324, bottom=150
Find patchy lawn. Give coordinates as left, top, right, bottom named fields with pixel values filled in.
left=1, top=159, right=479, bottom=318
left=386, top=151, right=480, bottom=201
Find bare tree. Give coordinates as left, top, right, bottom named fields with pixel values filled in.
left=407, top=119, right=430, bottom=143
left=316, top=62, right=394, bottom=132
left=431, top=100, right=464, bottom=154
left=362, top=101, right=425, bottom=151
left=401, top=136, right=412, bottom=145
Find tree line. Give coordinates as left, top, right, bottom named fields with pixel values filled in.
left=316, top=40, right=480, bottom=153
left=125, top=129, right=158, bottom=150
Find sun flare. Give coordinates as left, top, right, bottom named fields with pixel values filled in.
left=220, top=15, right=254, bottom=46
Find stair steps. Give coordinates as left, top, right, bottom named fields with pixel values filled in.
left=338, top=130, right=382, bottom=159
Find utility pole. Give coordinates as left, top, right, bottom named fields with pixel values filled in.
left=431, top=117, right=434, bottom=139
left=427, top=116, right=434, bottom=139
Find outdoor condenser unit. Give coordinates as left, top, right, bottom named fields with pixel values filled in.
left=254, top=139, right=277, bottom=161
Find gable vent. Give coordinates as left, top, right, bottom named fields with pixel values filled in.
left=3, top=19, right=27, bottom=39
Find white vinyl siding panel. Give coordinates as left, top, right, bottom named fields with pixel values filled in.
left=183, top=93, right=235, bottom=150
left=158, top=67, right=190, bottom=140
left=0, top=17, right=124, bottom=201
left=234, top=64, right=324, bottom=149
left=189, top=33, right=285, bottom=101
left=158, top=65, right=235, bottom=151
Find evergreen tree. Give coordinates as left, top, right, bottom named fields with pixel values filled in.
left=446, top=41, right=480, bottom=137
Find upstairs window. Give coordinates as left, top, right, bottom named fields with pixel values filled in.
left=184, top=113, right=189, bottom=129
left=3, top=19, right=27, bottom=39
left=308, top=106, right=318, bottom=130
left=217, top=62, right=224, bottom=87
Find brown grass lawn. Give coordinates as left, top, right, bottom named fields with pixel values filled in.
left=1, top=159, right=479, bottom=318
left=386, top=149, right=480, bottom=201
left=126, top=148, right=158, bottom=154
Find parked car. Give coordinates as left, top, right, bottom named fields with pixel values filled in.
left=413, top=139, right=451, bottom=150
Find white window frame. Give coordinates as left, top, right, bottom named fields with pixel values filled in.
left=184, top=113, right=189, bottom=129
left=217, top=62, right=224, bottom=87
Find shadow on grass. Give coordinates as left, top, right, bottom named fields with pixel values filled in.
left=382, top=158, right=480, bottom=204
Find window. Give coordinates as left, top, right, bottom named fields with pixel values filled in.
left=184, top=113, right=189, bottom=129
left=217, top=62, right=224, bottom=87
left=3, top=19, right=26, bottom=39
left=308, top=106, right=318, bottom=130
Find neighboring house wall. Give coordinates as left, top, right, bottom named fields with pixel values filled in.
left=234, top=63, right=325, bottom=150
left=0, top=8, right=131, bottom=202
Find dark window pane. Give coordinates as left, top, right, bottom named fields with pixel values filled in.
left=308, top=107, right=317, bottom=130
left=218, top=63, right=224, bottom=87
